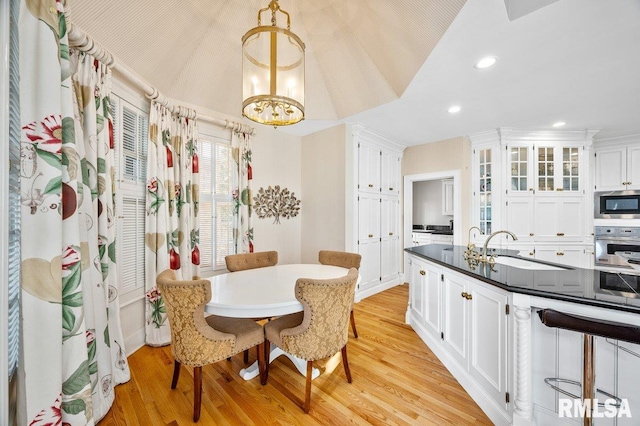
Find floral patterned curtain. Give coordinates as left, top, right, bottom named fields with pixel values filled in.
left=19, top=1, right=129, bottom=424
left=145, top=102, right=200, bottom=346
left=232, top=131, right=254, bottom=253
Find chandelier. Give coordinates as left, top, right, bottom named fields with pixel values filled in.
left=242, top=0, right=305, bottom=126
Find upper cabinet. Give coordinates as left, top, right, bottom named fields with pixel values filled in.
left=442, top=179, right=454, bottom=215
left=594, top=139, right=640, bottom=191
left=470, top=128, right=597, bottom=250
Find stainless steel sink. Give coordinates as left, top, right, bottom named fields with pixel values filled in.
left=493, top=256, right=570, bottom=271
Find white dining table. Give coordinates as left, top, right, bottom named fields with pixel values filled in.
left=205, top=263, right=354, bottom=380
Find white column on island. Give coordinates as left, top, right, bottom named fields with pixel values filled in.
left=512, top=293, right=533, bottom=425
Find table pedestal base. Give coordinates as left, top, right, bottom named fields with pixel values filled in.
left=239, top=345, right=320, bottom=381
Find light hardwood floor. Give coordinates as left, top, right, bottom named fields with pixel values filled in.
left=98, top=284, right=492, bottom=425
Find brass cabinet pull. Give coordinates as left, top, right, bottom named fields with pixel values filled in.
left=368, top=184, right=374, bottom=188
left=419, top=270, right=426, bottom=276
left=389, top=187, right=393, bottom=190
left=529, top=188, right=534, bottom=191
left=461, top=292, right=467, bottom=298
left=389, top=232, right=394, bottom=236
left=529, top=233, right=534, bottom=236
left=556, top=188, right=564, bottom=191
left=466, top=293, right=473, bottom=300
left=368, top=234, right=374, bottom=238
left=557, top=232, right=565, bottom=236
left=557, top=252, right=565, bottom=256
left=529, top=252, right=534, bottom=256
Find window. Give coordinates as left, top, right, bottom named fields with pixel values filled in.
left=198, top=125, right=234, bottom=273
left=111, top=94, right=148, bottom=296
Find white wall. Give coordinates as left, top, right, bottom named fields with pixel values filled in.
left=412, top=180, right=453, bottom=226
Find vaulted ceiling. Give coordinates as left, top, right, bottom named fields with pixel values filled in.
left=68, top=0, right=640, bottom=146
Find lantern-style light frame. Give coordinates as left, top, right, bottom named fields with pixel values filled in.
left=242, top=0, right=305, bottom=126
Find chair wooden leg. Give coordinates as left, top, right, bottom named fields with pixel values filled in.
left=258, top=342, right=267, bottom=385
left=350, top=310, right=358, bottom=338
left=341, top=346, right=352, bottom=383
left=171, top=360, right=181, bottom=389
left=304, top=360, right=313, bottom=413
left=193, top=366, right=202, bottom=422
left=264, top=340, right=271, bottom=381
left=244, top=349, right=249, bottom=364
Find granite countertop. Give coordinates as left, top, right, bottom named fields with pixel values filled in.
left=405, top=244, right=640, bottom=314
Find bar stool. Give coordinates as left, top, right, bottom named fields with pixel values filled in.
left=537, top=309, right=640, bottom=426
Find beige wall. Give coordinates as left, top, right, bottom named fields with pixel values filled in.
left=251, top=127, right=303, bottom=265
left=402, top=136, right=472, bottom=236
left=300, top=124, right=347, bottom=263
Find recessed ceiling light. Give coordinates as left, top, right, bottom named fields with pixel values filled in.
left=552, top=121, right=566, bottom=127
left=474, top=56, right=499, bottom=69
left=448, top=105, right=462, bottom=113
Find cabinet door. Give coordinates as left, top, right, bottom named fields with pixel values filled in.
left=381, top=149, right=400, bottom=195
left=595, top=147, right=626, bottom=191
left=358, top=194, right=380, bottom=241
left=557, top=198, right=586, bottom=242
left=380, top=237, right=399, bottom=283
left=409, top=257, right=426, bottom=322
left=443, top=273, right=469, bottom=368
left=469, top=284, right=508, bottom=410
left=380, top=197, right=399, bottom=238
left=533, top=197, right=559, bottom=241
left=505, top=197, right=535, bottom=242
left=358, top=142, right=380, bottom=193
left=423, top=263, right=443, bottom=340
left=627, top=145, right=640, bottom=189
left=358, top=240, right=380, bottom=291
left=442, top=180, right=454, bottom=215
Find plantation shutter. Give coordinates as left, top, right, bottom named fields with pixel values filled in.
left=215, top=143, right=234, bottom=267
left=112, top=94, right=148, bottom=294
left=199, top=140, right=213, bottom=269
left=7, top=0, right=20, bottom=379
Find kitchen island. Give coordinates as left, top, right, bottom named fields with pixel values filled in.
left=405, top=244, right=640, bottom=426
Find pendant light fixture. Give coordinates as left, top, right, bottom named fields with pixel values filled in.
left=242, top=0, right=305, bottom=126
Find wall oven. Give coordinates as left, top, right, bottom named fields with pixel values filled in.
left=594, top=226, right=640, bottom=273
left=594, top=190, right=640, bottom=219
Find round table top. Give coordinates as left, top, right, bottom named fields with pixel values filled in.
left=205, top=264, right=352, bottom=318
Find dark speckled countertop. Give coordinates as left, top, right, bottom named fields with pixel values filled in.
left=405, top=244, right=640, bottom=314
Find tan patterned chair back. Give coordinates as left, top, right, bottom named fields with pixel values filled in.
left=318, top=250, right=361, bottom=270
left=279, top=268, right=358, bottom=361
left=156, top=270, right=235, bottom=366
left=225, top=251, right=278, bottom=272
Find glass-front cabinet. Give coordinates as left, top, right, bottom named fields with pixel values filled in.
left=506, top=144, right=583, bottom=195
left=478, top=148, right=493, bottom=235
left=471, top=128, right=596, bottom=257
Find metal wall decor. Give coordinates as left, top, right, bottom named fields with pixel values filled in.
left=253, top=185, right=300, bottom=224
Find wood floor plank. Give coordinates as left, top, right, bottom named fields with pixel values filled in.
left=99, top=284, right=493, bottom=425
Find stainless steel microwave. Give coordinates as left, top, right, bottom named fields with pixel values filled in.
left=595, top=190, right=640, bottom=219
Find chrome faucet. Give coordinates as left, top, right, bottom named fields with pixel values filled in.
left=482, top=230, right=518, bottom=262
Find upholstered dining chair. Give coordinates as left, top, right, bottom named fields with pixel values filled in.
left=318, top=250, right=362, bottom=338
left=263, top=268, right=359, bottom=413
left=224, top=250, right=279, bottom=363
left=156, top=270, right=266, bottom=422
left=224, top=250, right=278, bottom=272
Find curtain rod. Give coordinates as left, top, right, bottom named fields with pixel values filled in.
left=65, top=19, right=256, bottom=135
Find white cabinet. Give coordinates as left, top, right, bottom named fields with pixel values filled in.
left=407, top=254, right=510, bottom=422
left=594, top=143, right=640, bottom=191
left=409, top=256, right=442, bottom=342
left=411, top=232, right=453, bottom=246
left=353, top=125, right=403, bottom=299
left=381, top=149, right=400, bottom=196
left=534, top=245, right=593, bottom=269
left=470, top=129, right=597, bottom=269
left=442, top=179, right=454, bottom=215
